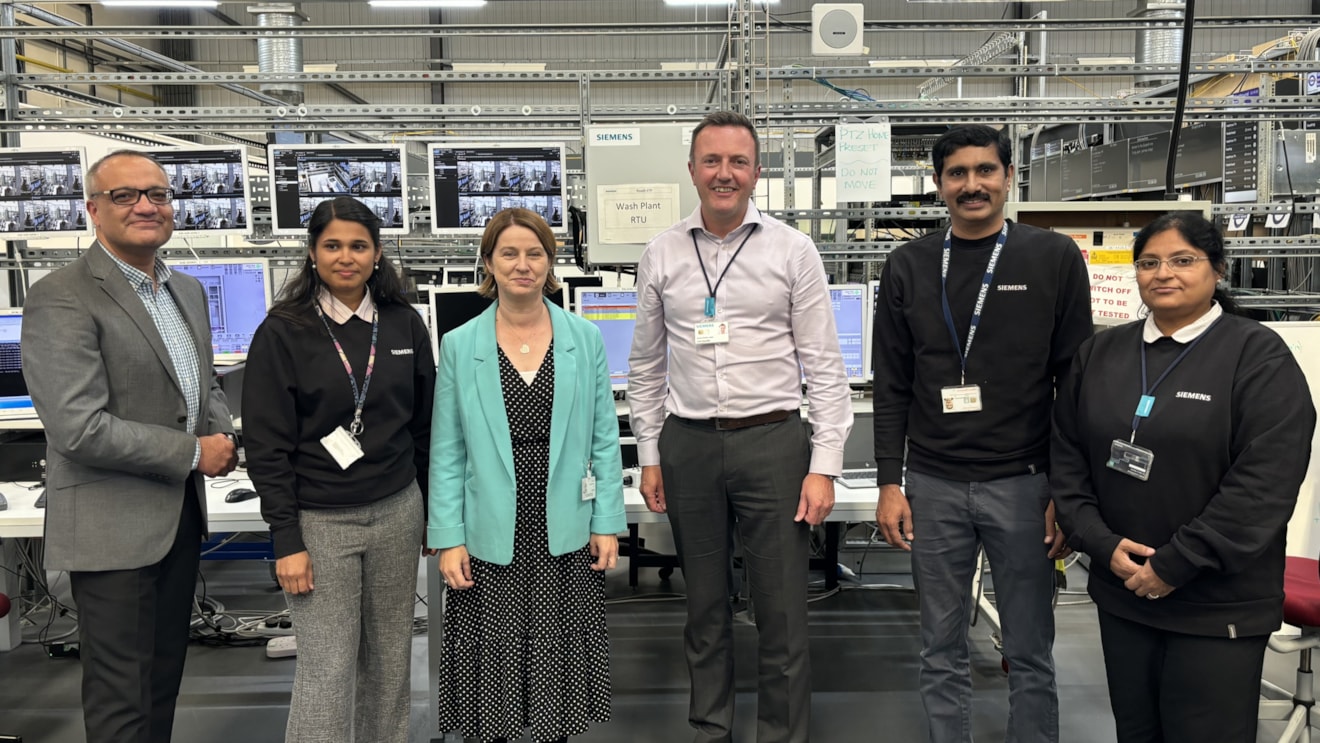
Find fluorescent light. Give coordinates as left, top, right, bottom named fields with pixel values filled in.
left=664, top=0, right=778, bottom=5
left=100, top=0, right=218, bottom=6
left=368, top=0, right=488, bottom=7
left=451, top=62, right=547, bottom=72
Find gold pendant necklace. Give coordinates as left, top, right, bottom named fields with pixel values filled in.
left=498, top=310, right=535, bottom=354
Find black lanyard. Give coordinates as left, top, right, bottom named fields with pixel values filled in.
left=939, top=222, right=1009, bottom=385
left=692, top=224, right=757, bottom=318
left=315, top=304, right=379, bottom=439
left=1129, top=317, right=1222, bottom=441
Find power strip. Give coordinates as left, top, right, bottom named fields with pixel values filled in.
left=266, top=635, right=297, bottom=659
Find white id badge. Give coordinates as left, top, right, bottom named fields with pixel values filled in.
left=694, top=321, right=730, bottom=345
left=1107, top=439, right=1154, bottom=481
left=581, top=474, right=597, bottom=501
left=940, top=384, right=983, bottom=414
left=320, top=426, right=365, bottom=471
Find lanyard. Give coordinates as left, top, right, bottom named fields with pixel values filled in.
left=1129, top=317, right=1221, bottom=441
left=939, top=221, right=1009, bottom=384
left=692, top=224, right=757, bottom=318
left=315, top=304, right=378, bottom=439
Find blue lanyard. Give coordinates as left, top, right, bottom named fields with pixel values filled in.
left=692, top=224, right=757, bottom=318
left=940, top=221, right=1009, bottom=384
left=1129, top=317, right=1221, bottom=441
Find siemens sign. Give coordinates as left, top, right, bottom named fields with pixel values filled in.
left=589, top=128, right=641, bottom=147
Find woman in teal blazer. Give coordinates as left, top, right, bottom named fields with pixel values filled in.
left=428, top=207, right=625, bottom=743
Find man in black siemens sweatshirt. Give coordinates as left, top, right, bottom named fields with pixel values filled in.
left=871, top=125, right=1093, bottom=743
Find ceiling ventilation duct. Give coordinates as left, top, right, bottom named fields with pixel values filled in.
left=251, top=3, right=304, bottom=104
left=1133, top=0, right=1185, bottom=88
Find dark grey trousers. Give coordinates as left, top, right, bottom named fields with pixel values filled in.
left=659, top=415, right=812, bottom=743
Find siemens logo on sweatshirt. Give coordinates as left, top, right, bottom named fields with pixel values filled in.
left=1176, top=390, right=1212, bottom=402
left=390, top=349, right=414, bottom=356
left=997, top=284, right=1029, bottom=291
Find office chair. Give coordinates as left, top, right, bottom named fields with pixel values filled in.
left=1260, top=555, right=1320, bottom=742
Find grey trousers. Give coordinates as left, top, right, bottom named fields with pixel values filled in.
left=284, top=481, right=424, bottom=743
left=660, top=415, right=812, bottom=743
left=906, top=470, right=1059, bottom=743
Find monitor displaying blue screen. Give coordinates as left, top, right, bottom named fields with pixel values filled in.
left=829, top=285, right=869, bottom=384
left=0, top=310, right=35, bottom=419
left=167, top=258, right=273, bottom=364
left=577, top=289, right=637, bottom=390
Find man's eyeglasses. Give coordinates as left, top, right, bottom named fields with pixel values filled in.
left=1133, top=255, right=1210, bottom=273
left=89, top=187, right=174, bottom=206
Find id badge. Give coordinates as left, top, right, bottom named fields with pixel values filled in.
left=581, top=474, right=597, bottom=501
left=1107, top=439, right=1154, bottom=481
left=694, top=321, right=730, bottom=345
left=321, top=426, right=365, bottom=471
left=940, top=384, right=983, bottom=414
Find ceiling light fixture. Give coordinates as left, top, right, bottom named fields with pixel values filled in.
left=368, top=0, right=488, bottom=8
left=663, top=0, right=779, bottom=6
left=99, top=0, right=218, bottom=6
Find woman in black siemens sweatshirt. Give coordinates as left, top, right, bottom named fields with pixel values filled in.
left=1051, top=212, right=1315, bottom=742
left=243, top=197, right=435, bottom=743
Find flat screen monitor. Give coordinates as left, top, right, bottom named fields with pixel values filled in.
left=576, top=289, right=637, bottom=391
left=562, top=275, right=604, bottom=310
left=1089, top=141, right=1128, bottom=197
left=1043, top=153, right=1062, bottom=202
left=0, top=147, right=91, bottom=240
left=828, top=284, right=869, bottom=384
left=267, top=143, right=407, bottom=236
left=1059, top=149, right=1092, bottom=201
left=1173, top=122, right=1224, bottom=188
left=0, top=309, right=35, bottom=420
left=167, top=258, right=273, bottom=365
left=424, top=286, right=568, bottom=368
left=1126, top=131, right=1170, bottom=193
left=1222, top=119, right=1260, bottom=203
left=1027, top=156, right=1047, bottom=202
left=151, top=146, right=251, bottom=236
left=428, top=141, right=566, bottom=235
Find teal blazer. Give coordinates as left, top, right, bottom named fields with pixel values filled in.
left=427, top=298, right=626, bottom=564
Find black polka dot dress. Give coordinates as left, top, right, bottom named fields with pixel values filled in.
left=438, top=342, right=612, bottom=743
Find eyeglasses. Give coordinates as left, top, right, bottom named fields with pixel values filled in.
left=1133, top=255, right=1211, bottom=273
left=89, top=187, right=174, bottom=206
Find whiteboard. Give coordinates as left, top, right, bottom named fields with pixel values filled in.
left=1265, top=321, right=1320, bottom=558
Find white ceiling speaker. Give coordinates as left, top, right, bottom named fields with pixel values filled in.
left=811, top=3, right=866, bottom=56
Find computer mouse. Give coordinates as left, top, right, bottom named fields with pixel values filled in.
left=224, top=487, right=258, bottom=503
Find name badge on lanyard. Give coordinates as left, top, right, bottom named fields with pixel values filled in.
left=695, top=321, right=730, bottom=345
left=314, top=303, right=378, bottom=470
left=939, top=222, right=1008, bottom=414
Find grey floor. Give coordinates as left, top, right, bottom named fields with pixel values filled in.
left=0, top=544, right=1310, bottom=743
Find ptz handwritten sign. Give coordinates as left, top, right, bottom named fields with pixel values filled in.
left=836, top=118, right=892, bottom=205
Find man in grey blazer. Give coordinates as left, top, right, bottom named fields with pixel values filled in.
left=21, top=150, right=238, bottom=743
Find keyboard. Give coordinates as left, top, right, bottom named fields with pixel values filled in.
left=837, top=468, right=877, bottom=489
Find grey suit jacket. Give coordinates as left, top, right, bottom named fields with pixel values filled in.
left=21, top=241, right=235, bottom=572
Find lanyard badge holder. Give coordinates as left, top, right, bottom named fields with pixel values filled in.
left=692, top=226, right=755, bottom=345
left=939, top=223, right=1008, bottom=414
left=315, top=305, right=378, bottom=471
left=1106, top=320, right=1220, bottom=481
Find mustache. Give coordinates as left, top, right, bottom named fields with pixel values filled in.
left=957, top=193, right=990, bottom=203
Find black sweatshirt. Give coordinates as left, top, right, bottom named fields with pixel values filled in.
left=243, top=302, right=436, bottom=558
left=872, top=221, right=1093, bottom=484
left=1051, top=315, right=1315, bottom=638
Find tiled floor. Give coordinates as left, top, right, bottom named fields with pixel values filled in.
left=0, top=550, right=1307, bottom=742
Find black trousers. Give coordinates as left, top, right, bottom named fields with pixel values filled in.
left=1096, top=607, right=1268, bottom=743
left=660, top=415, right=812, bottom=743
left=69, top=482, right=203, bottom=743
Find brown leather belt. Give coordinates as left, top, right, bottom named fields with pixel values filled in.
left=677, top=409, right=796, bottom=432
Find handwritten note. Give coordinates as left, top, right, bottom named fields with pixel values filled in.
left=836, top=118, right=892, bottom=204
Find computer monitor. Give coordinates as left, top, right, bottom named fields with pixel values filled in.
left=1126, top=131, right=1170, bottom=193
left=561, top=275, right=604, bottom=310
left=0, top=147, right=91, bottom=240
left=576, top=288, right=638, bottom=391
left=166, top=258, right=273, bottom=365
left=828, top=284, right=869, bottom=385
left=150, top=146, right=251, bottom=236
left=428, top=141, right=566, bottom=235
left=0, top=309, right=35, bottom=419
left=426, top=285, right=492, bottom=369
left=267, top=143, right=408, bottom=236
left=1173, top=122, right=1224, bottom=188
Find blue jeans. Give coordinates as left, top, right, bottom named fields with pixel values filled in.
left=906, top=470, right=1059, bottom=743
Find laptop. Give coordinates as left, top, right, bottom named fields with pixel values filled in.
left=837, top=412, right=877, bottom=489
left=0, top=308, right=38, bottom=421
